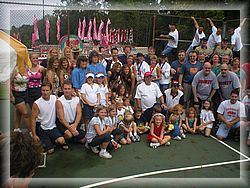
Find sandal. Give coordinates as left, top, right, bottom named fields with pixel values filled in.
left=61, top=143, right=69, bottom=150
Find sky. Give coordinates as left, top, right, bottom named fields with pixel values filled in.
left=0, top=0, right=62, bottom=30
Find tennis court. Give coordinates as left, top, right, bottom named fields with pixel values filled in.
left=28, top=132, right=250, bottom=188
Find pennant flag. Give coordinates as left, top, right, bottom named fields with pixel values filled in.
left=12, top=32, right=21, bottom=42
left=105, top=18, right=111, bottom=44
left=129, top=28, right=134, bottom=44
left=97, top=19, right=104, bottom=41
left=81, top=17, right=86, bottom=40
left=117, top=28, right=120, bottom=43
left=123, top=29, right=127, bottom=43
left=45, top=18, right=50, bottom=43
left=109, top=28, right=112, bottom=43
left=32, top=33, right=36, bottom=48
left=56, top=16, right=61, bottom=41
left=34, top=16, right=39, bottom=40
left=87, top=19, right=93, bottom=41
left=78, top=18, right=81, bottom=39
left=93, top=17, right=98, bottom=40
left=0, top=31, right=31, bottom=82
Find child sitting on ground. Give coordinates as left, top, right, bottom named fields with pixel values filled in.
left=199, top=100, right=215, bottom=137
left=169, top=104, right=186, bottom=140
left=123, top=97, right=134, bottom=114
left=147, top=113, right=171, bottom=148
left=185, top=107, right=198, bottom=134
left=134, top=107, right=149, bottom=134
left=119, top=112, right=140, bottom=143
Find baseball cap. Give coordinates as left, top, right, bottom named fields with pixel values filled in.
left=144, top=72, right=152, bottom=77
left=86, top=72, right=95, bottom=78
left=96, top=72, right=105, bottom=78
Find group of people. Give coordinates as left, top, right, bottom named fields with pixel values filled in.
left=10, top=17, right=250, bottom=162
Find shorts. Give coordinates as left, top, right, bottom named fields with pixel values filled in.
left=88, top=133, right=111, bottom=147
left=83, top=104, right=94, bottom=119
left=27, top=87, right=41, bottom=104
left=216, top=121, right=241, bottom=139
left=12, top=90, right=27, bottom=105
left=36, top=122, right=63, bottom=151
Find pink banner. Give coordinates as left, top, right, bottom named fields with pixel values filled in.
left=32, top=33, right=36, bottom=48
left=81, top=17, right=86, bottom=40
left=93, top=17, right=98, bottom=40
left=105, top=18, right=111, bottom=44
left=34, top=16, right=39, bottom=40
left=87, top=19, right=93, bottom=41
left=45, top=18, right=50, bottom=43
left=78, top=18, right=81, bottom=39
left=56, top=16, right=61, bottom=41
left=97, top=19, right=104, bottom=41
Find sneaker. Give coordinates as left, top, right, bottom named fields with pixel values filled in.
left=173, top=136, right=182, bottom=141
left=135, top=135, right=140, bottom=142
left=99, top=151, right=112, bottom=159
left=165, top=141, right=171, bottom=146
left=130, top=135, right=136, bottom=142
left=181, top=133, right=186, bottom=139
left=85, top=142, right=90, bottom=149
left=90, top=146, right=99, bottom=154
left=150, top=142, right=160, bottom=148
left=13, top=128, right=22, bottom=132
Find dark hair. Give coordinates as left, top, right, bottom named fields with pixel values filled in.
left=153, top=104, right=162, bottom=114
left=9, top=132, right=43, bottom=178
left=41, top=81, right=52, bottom=90
left=76, top=56, right=88, bottom=68
left=47, top=57, right=59, bottom=70
left=111, top=47, right=118, bottom=54
left=231, top=89, right=239, bottom=96
left=134, top=106, right=143, bottom=113
left=88, top=50, right=99, bottom=64
left=178, top=49, right=186, bottom=54
left=99, top=46, right=104, bottom=52
left=189, top=50, right=197, bottom=55
left=202, top=100, right=212, bottom=111
left=62, top=79, right=73, bottom=87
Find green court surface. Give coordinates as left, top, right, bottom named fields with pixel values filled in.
left=29, top=134, right=250, bottom=188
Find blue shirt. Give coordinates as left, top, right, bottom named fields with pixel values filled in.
left=87, top=63, right=107, bottom=77
left=180, top=61, right=203, bottom=84
left=71, top=68, right=87, bottom=89
left=171, top=60, right=185, bottom=81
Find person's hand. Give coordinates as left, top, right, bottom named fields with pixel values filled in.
left=191, top=16, right=195, bottom=19
left=170, top=68, right=176, bottom=75
left=178, top=85, right=183, bottom=91
left=194, top=97, right=199, bottom=103
left=32, top=134, right=40, bottom=143
left=10, top=95, right=15, bottom=103
left=161, top=103, right=167, bottom=110
left=206, top=18, right=211, bottom=21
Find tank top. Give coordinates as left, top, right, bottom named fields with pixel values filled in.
left=12, top=71, right=28, bottom=92
left=58, top=95, right=79, bottom=123
left=35, top=95, right=57, bottom=130
left=150, top=65, right=158, bottom=80
left=153, top=124, right=163, bottom=136
left=27, top=68, right=43, bottom=88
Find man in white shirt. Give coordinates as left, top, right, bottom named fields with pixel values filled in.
left=206, top=18, right=222, bottom=50
left=56, top=80, right=85, bottom=144
left=135, top=72, right=166, bottom=123
left=31, top=82, right=67, bottom=154
left=216, top=89, right=246, bottom=140
left=134, top=52, right=150, bottom=84
left=228, top=18, right=247, bottom=58
left=160, top=23, right=179, bottom=57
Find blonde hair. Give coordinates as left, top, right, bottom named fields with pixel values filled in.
left=172, top=104, right=183, bottom=115
left=186, top=107, right=197, bottom=118
left=149, top=113, right=166, bottom=127
left=107, top=104, right=117, bottom=113
left=94, top=105, right=107, bottom=117
left=123, top=111, right=134, bottom=124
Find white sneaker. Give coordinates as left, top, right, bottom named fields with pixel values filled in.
left=150, top=142, right=160, bottom=148
left=99, top=151, right=112, bottom=159
left=173, top=136, right=182, bottom=141
left=90, top=146, right=99, bottom=154
left=13, top=128, right=22, bottom=132
left=85, top=142, right=90, bottom=149
left=181, top=133, right=186, bottom=139
left=165, top=141, right=171, bottom=146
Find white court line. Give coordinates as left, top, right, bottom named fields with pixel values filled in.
left=210, top=135, right=250, bottom=160
left=81, top=159, right=250, bottom=188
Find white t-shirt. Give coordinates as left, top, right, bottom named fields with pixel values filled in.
left=217, top=100, right=246, bottom=122
left=164, top=89, right=183, bottom=110
left=80, top=83, right=100, bottom=104
left=98, top=84, right=109, bottom=106
left=58, top=95, right=80, bottom=123
left=135, top=82, right=162, bottom=111
left=200, top=109, right=215, bottom=128
left=242, top=95, right=250, bottom=108
left=134, top=61, right=150, bottom=83
left=86, top=116, right=110, bottom=143
left=168, top=29, right=179, bottom=48
left=35, top=95, right=57, bottom=130
left=191, top=29, right=206, bottom=47
left=231, top=27, right=243, bottom=52
left=207, top=26, right=221, bottom=49
left=158, top=62, right=171, bottom=85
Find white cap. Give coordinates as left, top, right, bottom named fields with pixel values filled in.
left=86, top=72, right=95, bottom=78
left=96, top=72, right=105, bottom=78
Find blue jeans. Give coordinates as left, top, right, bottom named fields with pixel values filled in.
left=162, top=45, right=174, bottom=56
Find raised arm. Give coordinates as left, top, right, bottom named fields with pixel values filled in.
left=191, top=16, right=199, bottom=29
left=239, top=18, right=247, bottom=28
left=207, top=18, right=214, bottom=27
